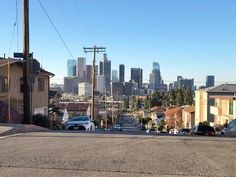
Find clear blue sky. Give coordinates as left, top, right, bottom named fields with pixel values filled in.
left=1, top=0, right=236, bottom=86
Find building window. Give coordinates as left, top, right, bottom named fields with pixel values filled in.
left=229, top=100, right=233, bottom=115
left=38, top=78, right=45, bottom=91
left=0, top=77, right=8, bottom=93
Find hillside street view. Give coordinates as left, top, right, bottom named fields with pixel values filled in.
left=1, top=0, right=236, bottom=177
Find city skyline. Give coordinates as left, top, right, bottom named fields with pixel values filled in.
left=1, top=1, right=236, bottom=86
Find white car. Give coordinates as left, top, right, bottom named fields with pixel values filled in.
left=169, top=129, right=178, bottom=134
left=65, top=116, right=95, bottom=131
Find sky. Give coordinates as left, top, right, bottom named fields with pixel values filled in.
left=1, top=0, right=236, bottom=86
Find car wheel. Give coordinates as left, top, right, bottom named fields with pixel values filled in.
left=220, top=133, right=225, bottom=137
left=68, top=126, right=73, bottom=130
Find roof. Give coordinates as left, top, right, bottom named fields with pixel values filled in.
left=150, top=106, right=165, bottom=112
left=210, top=95, right=236, bottom=100
left=164, top=107, right=181, bottom=116
left=0, top=58, right=23, bottom=66
left=198, top=84, right=236, bottom=93
left=183, top=106, right=195, bottom=113
left=58, top=102, right=89, bottom=112
left=39, top=68, right=55, bottom=77
left=0, top=58, right=54, bottom=77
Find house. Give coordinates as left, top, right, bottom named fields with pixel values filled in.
left=150, top=106, right=165, bottom=125
left=182, top=106, right=195, bottom=128
left=164, top=107, right=182, bottom=130
left=0, top=57, right=54, bottom=123
left=195, top=84, right=236, bottom=126
left=58, top=101, right=98, bottom=119
left=210, top=95, right=236, bottom=125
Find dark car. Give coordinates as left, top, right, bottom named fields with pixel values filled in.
left=191, top=125, right=215, bottom=136
left=178, top=128, right=190, bottom=136
left=220, top=119, right=236, bottom=137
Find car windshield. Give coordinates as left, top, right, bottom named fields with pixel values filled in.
left=198, top=126, right=214, bottom=131
left=70, top=116, right=89, bottom=121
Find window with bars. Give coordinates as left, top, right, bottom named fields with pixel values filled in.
left=0, top=77, right=8, bottom=93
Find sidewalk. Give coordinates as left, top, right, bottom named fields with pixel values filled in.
left=0, top=123, right=49, bottom=136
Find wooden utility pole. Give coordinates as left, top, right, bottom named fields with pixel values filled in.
left=83, top=46, right=106, bottom=120
left=23, top=0, right=31, bottom=123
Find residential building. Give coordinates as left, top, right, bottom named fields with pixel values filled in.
left=182, top=106, right=195, bottom=128
left=64, top=76, right=81, bottom=94
left=195, top=84, right=236, bottom=126
left=67, top=59, right=76, bottom=76
left=164, top=107, right=182, bottom=130
left=206, top=75, right=215, bottom=88
left=77, top=57, right=86, bottom=81
left=210, top=95, right=236, bottom=125
left=119, top=64, right=125, bottom=82
left=0, top=58, right=54, bottom=123
left=78, top=82, right=92, bottom=97
left=99, top=53, right=111, bottom=92
left=112, top=70, right=118, bottom=82
left=131, top=68, right=142, bottom=89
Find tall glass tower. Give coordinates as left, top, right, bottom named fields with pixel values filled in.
left=67, top=59, right=76, bottom=76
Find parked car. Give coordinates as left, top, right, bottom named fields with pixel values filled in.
left=178, top=128, right=190, bottom=136
left=64, top=116, right=95, bottom=131
left=191, top=125, right=215, bottom=136
left=169, top=129, right=178, bottom=134
left=113, top=124, right=122, bottom=131
left=220, top=119, right=236, bottom=137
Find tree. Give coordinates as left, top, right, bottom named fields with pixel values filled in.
left=176, top=90, right=184, bottom=106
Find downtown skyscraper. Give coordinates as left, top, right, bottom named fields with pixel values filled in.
left=67, top=59, right=76, bottom=76
left=119, top=64, right=125, bottom=82
left=99, top=53, right=111, bottom=92
left=149, top=62, right=161, bottom=90
left=131, top=68, right=143, bottom=89
left=77, top=57, right=86, bottom=81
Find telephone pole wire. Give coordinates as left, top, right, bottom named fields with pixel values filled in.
left=83, top=46, right=106, bottom=120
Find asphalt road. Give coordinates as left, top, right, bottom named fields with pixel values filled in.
left=0, top=130, right=236, bottom=177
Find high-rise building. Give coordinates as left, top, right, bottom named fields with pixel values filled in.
left=149, top=62, right=161, bottom=90
left=206, top=75, right=215, bottom=88
left=119, top=64, right=125, bottom=82
left=111, top=82, right=123, bottom=97
left=177, top=75, right=183, bottom=89
left=86, top=65, right=92, bottom=83
left=179, top=78, right=194, bottom=90
left=78, top=82, right=92, bottom=97
left=99, top=53, right=111, bottom=92
left=67, top=59, right=76, bottom=76
left=77, top=57, right=86, bottom=81
left=64, top=76, right=81, bottom=94
left=131, top=68, right=142, bottom=89
left=112, top=70, right=118, bottom=82
left=96, top=75, right=106, bottom=93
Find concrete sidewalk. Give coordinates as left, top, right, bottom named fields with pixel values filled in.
left=0, top=123, right=49, bottom=136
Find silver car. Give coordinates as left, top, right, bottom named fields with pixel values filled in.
left=65, top=116, right=95, bottom=131
left=220, top=119, right=236, bottom=137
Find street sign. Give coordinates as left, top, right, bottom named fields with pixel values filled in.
left=14, top=52, right=33, bottom=59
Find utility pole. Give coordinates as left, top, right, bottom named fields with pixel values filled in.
left=23, top=0, right=31, bottom=124
left=83, top=46, right=106, bottom=120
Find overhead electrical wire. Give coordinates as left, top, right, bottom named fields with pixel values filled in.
left=38, top=0, right=75, bottom=59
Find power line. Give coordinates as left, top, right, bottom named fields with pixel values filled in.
left=16, top=0, right=19, bottom=51
left=73, top=0, right=96, bottom=44
left=38, top=0, right=75, bottom=59
left=8, top=22, right=16, bottom=57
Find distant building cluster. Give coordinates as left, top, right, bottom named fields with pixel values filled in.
left=62, top=53, right=216, bottom=98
